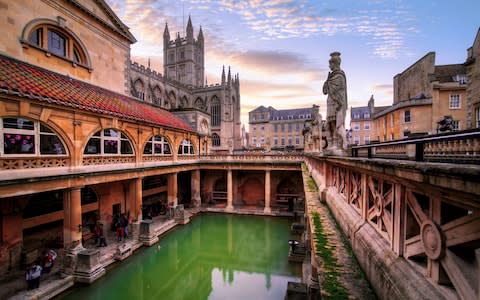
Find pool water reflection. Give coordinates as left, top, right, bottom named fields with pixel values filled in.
left=58, top=214, right=302, bottom=300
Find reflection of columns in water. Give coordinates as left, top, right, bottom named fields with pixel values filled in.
left=63, top=187, right=82, bottom=248
left=191, top=169, right=201, bottom=207
left=264, top=170, right=271, bottom=213
left=227, top=215, right=233, bottom=254
left=169, top=238, right=179, bottom=270
left=226, top=169, right=233, bottom=211
left=168, top=172, right=178, bottom=206
left=264, top=218, right=271, bottom=289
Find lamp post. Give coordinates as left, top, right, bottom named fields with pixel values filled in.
left=288, top=239, right=299, bottom=254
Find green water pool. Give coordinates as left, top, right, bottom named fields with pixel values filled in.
left=58, top=213, right=302, bottom=300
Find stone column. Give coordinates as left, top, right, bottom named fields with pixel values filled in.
left=168, top=172, right=178, bottom=207
left=191, top=169, right=201, bottom=208
left=226, top=169, right=233, bottom=211
left=264, top=170, right=271, bottom=213
left=134, top=178, right=143, bottom=221
left=63, top=187, right=83, bottom=250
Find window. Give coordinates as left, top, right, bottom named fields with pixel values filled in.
left=274, top=138, right=278, bottom=145
left=260, top=138, right=265, bottom=145
left=252, top=138, right=256, bottom=145
left=451, top=120, right=460, bottom=131
left=212, top=133, right=220, bottom=147
left=143, top=135, right=171, bottom=155
left=84, top=129, right=133, bottom=155
left=295, top=123, right=300, bottom=131
left=48, top=29, right=66, bottom=57
left=295, top=137, right=300, bottom=145
left=404, top=110, right=411, bottom=123
left=281, top=124, right=285, bottom=132
left=260, top=126, right=264, bottom=131
left=281, top=138, right=285, bottom=145
left=253, top=126, right=256, bottom=131
left=364, top=122, right=370, bottom=130
left=1, top=117, right=67, bottom=156
left=211, top=97, right=221, bottom=127
left=180, top=51, right=185, bottom=60
left=134, top=79, right=145, bottom=100
left=364, top=136, right=370, bottom=144
left=178, top=139, right=194, bottom=155
left=363, top=113, right=370, bottom=118
left=274, top=124, right=278, bottom=132
left=353, top=113, right=360, bottom=119
left=449, top=94, right=460, bottom=109
left=353, top=136, right=360, bottom=145
left=288, top=137, right=292, bottom=145
left=288, top=124, right=292, bottom=132
left=353, top=123, right=360, bottom=131
left=24, top=22, right=89, bottom=67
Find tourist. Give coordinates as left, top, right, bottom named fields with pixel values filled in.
left=97, top=224, right=107, bottom=247
left=27, top=262, right=42, bottom=289
left=42, top=249, right=57, bottom=273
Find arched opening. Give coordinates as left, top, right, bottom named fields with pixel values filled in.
left=151, top=85, right=162, bottom=105
left=134, top=79, right=145, bottom=100
left=211, top=96, right=221, bottom=127
left=143, top=135, right=171, bottom=155
left=84, top=128, right=133, bottom=155
left=239, top=177, right=264, bottom=206
left=177, top=139, right=194, bottom=155
left=194, top=97, right=206, bottom=111
left=212, top=133, right=220, bottom=147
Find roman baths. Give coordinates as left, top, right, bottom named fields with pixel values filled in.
left=1, top=1, right=480, bottom=299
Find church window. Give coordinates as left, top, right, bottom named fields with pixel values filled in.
left=84, top=129, right=133, bottom=155
left=1, top=117, right=67, bottom=156
left=211, top=96, right=221, bottom=127
left=212, top=133, right=221, bottom=147
left=180, top=51, right=185, bottom=59
left=134, top=79, right=145, bottom=100
left=143, top=135, right=171, bottom=155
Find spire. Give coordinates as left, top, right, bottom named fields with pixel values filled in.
left=227, top=66, right=231, bottom=85
left=163, top=22, right=170, bottom=40
left=198, top=26, right=204, bottom=42
left=186, top=15, right=193, bottom=42
left=221, top=65, right=226, bottom=85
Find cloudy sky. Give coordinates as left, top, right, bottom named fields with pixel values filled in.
left=106, top=0, right=479, bottom=128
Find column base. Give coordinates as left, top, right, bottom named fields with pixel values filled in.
left=226, top=205, right=234, bottom=212
left=74, top=249, right=106, bottom=284
left=263, top=207, right=272, bottom=214
left=139, top=220, right=159, bottom=246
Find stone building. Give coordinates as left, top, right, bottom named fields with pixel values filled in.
left=350, top=96, right=388, bottom=145
left=128, top=18, right=242, bottom=153
left=466, top=27, right=480, bottom=128
left=248, top=106, right=315, bottom=150
left=0, top=1, right=303, bottom=286
left=362, top=52, right=468, bottom=142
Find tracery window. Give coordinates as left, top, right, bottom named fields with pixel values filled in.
left=1, top=117, right=67, bottom=156
left=143, top=135, right=171, bottom=155
left=84, top=129, right=133, bottom=155
left=212, top=133, right=220, bottom=147
left=178, top=139, right=194, bottom=155
left=211, top=96, right=221, bottom=127
left=134, top=79, right=145, bottom=100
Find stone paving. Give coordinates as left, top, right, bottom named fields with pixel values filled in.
left=302, top=169, right=376, bottom=300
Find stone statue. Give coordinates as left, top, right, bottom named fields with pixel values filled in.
left=323, top=52, right=348, bottom=151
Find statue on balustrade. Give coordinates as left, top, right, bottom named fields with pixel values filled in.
left=323, top=52, right=348, bottom=154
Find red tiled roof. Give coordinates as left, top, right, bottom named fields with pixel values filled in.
left=0, top=55, right=193, bottom=132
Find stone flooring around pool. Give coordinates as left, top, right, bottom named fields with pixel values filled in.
left=5, top=205, right=297, bottom=300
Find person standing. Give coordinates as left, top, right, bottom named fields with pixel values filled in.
left=322, top=51, right=348, bottom=151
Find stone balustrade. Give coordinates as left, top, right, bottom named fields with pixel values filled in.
left=305, top=155, right=480, bottom=300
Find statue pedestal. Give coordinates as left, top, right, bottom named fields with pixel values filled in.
left=139, top=220, right=159, bottom=246
left=323, top=147, right=348, bottom=157
left=74, top=249, right=105, bottom=284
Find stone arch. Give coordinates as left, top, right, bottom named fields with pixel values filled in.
left=239, top=176, right=264, bottom=205
left=82, top=128, right=135, bottom=156
left=151, top=85, right=162, bottom=106
left=194, top=97, right=206, bottom=111
left=179, top=95, right=189, bottom=108
left=166, top=90, right=176, bottom=109
left=210, top=95, right=221, bottom=127
left=20, top=18, right=92, bottom=68
left=133, top=78, right=145, bottom=100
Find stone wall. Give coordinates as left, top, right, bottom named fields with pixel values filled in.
left=393, top=52, right=435, bottom=104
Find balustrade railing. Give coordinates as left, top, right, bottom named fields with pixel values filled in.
left=0, top=157, right=69, bottom=170
left=351, top=128, right=480, bottom=164
left=305, top=156, right=480, bottom=299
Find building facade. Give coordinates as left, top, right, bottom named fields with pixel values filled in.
left=248, top=106, right=314, bottom=150
left=128, top=19, right=242, bottom=153
left=351, top=52, right=469, bottom=144
left=466, top=28, right=480, bottom=129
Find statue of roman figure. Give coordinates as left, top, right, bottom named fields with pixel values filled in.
left=322, top=52, right=348, bottom=151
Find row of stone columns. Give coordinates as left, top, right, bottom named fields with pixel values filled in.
left=61, top=171, right=204, bottom=250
